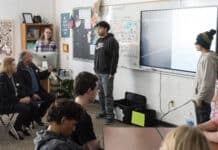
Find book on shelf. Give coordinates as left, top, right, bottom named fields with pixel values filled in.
left=26, top=28, right=40, bottom=39
left=27, top=42, right=36, bottom=50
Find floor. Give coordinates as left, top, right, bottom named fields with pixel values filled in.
left=0, top=103, right=131, bottom=150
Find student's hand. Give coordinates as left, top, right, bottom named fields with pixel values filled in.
left=33, top=94, right=41, bottom=100
left=109, top=74, right=113, bottom=80
left=19, top=97, right=31, bottom=104
left=197, top=100, right=203, bottom=108
left=48, top=65, right=53, bottom=72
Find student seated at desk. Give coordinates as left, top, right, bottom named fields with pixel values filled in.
left=71, top=72, right=101, bottom=150
left=34, top=99, right=83, bottom=150
left=16, top=51, right=55, bottom=126
left=160, top=126, right=210, bottom=150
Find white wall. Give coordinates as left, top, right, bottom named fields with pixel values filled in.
left=55, top=0, right=217, bottom=125
left=0, top=0, right=55, bottom=60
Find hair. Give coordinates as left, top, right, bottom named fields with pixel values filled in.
left=74, top=72, right=98, bottom=96
left=1, top=57, right=15, bottom=73
left=19, top=51, right=28, bottom=61
left=160, top=126, right=210, bottom=150
left=95, top=21, right=110, bottom=31
left=47, top=98, right=84, bottom=124
left=40, top=27, right=53, bottom=41
left=196, top=29, right=216, bottom=51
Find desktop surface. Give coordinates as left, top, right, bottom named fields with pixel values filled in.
left=104, top=127, right=218, bottom=150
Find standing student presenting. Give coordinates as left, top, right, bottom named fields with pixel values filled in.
left=94, top=21, right=119, bottom=124
left=193, top=29, right=218, bottom=123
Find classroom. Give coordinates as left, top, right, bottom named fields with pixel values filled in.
left=0, top=0, right=218, bottom=149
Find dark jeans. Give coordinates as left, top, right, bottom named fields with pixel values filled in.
left=196, top=101, right=211, bottom=124
left=97, top=74, right=114, bottom=119
left=13, top=103, right=31, bottom=130
left=36, top=90, right=55, bottom=117
left=28, top=101, right=42, bottom=123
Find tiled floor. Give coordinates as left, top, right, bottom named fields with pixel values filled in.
left=0, top=104, right=131, bottom=150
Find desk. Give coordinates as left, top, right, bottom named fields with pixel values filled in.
left=104, top=127, right=218, bottom=150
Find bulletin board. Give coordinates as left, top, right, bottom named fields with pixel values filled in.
left=72, top=7, right=96, bottom=60
left=0, top=19, right=14, bottom=57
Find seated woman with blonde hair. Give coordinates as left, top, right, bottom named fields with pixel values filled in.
left=0, top=57, right=32, bottom=140
left=160, top=125, right=210, bottom=150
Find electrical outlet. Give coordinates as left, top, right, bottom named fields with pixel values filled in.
left=169, top=100, right=175, bottom=108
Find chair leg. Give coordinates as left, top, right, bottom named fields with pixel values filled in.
left=8, top=122, right=19, bottom=140
left=0, top=116, right=7, bottom=128
left=7, top=114, right=20, bottom=140
left=0, top=114, right=20, bottom=140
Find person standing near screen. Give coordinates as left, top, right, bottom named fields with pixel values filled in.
left=34, top=27, right=56, bottom=52
left=94, top=21, right=119, bottom=124
left=193, top=29, right=218, bottom=124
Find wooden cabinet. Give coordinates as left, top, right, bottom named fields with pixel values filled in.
left=40, top=79, right=50, bottom=93
left=20, top=23, right=53, bottom=50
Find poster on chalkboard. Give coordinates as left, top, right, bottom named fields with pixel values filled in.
left=73, top=7, right=96, bottom=60
left=61, top=13, right=70, bottom=38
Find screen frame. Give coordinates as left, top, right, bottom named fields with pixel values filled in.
left=140, top=6, right=218, bottom=73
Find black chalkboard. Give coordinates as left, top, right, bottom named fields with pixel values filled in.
left=73, top=8, right=96, bottom=60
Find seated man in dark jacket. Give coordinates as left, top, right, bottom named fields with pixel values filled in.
left=16, top=51, right=55, bottom=125
left=34, top=99, right=83, bottom=150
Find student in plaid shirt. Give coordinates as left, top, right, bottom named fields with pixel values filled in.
left=34, top=27, right=56, bottom=52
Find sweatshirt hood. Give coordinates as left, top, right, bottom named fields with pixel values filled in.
left=205, top=51, right=218, bottom=66
left=34, top=130, right=65, bottom=150
left=101, top=33, right=114, bottom=39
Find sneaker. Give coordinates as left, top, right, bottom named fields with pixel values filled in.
left=22, top=128, right=31, bottom=136
left=105, top=118, right=114, bottom=125
left=96, top=113, right=106, bottom=119
left=36, top=120, right=45, bottom=126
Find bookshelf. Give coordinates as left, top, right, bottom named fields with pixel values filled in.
left=21, top=23, right=53, bottom=50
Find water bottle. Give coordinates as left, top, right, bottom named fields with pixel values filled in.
left=185, top=112, right=195, bottom=126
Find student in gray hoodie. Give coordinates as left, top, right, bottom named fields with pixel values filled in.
left=193, top=29, right=218, bottom=124
left=34, top=99, right=83, bottom=150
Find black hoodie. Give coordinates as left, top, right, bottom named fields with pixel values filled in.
left=94, top=33, right=119, bottom=75
left=34, top=130, right=82, bottom=150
